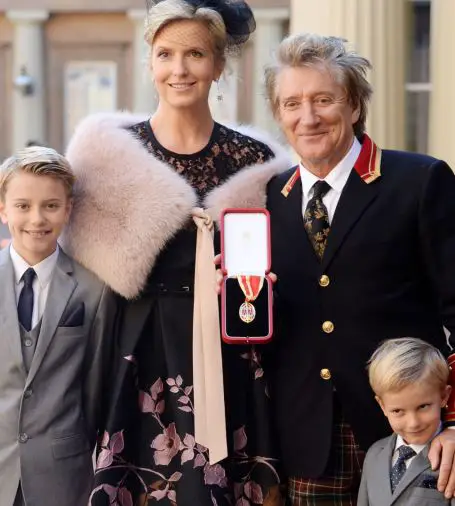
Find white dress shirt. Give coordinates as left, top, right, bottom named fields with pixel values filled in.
left=10, top=245, right=59, bottom=329
left=392, top=434, right=430, bottom=470
left=300, top=137, right=362, bottom=222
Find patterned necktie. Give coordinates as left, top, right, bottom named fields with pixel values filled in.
left=18, top=268, right=36, bottom=331
left=390, top=445, right=416, bottom=492
left=303, top=180, right=331, bottom=260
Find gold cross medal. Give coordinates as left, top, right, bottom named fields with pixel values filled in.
left=237, top=275, right=265, bottom=323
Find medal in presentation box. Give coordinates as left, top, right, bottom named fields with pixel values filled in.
left=220, top=208, right=273, bottom=344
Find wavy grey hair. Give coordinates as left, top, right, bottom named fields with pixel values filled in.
left=144, top=0, right=227, bottom=68
left=264, top=33, right=373, bottom=137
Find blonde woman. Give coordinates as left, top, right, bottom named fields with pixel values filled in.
left=63, top=0, right=290, bottom=504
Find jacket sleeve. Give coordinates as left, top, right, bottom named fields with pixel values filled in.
left=357, top=451, right=370, bottom=506
left=83, top=284, right=119, bottom=448
left=418, top=160, right=455, bottom=422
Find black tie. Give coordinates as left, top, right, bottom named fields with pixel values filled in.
left=390, top=445, right=416, bottom=492
left=18, top=268, right=36, bottom=331
left=303, top=180, right=331, bottom=260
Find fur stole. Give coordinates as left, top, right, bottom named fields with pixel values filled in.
left=62, top=112, right=291, bottom=298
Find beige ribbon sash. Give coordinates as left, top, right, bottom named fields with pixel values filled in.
left=192, top=207, right=227, bottom=465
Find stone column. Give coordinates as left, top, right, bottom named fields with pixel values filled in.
left=127, top=9, right=157, bottom=115
left=7, top=10, right=49, bottom=151
left=290, top=0, right=407, bottom=150
left=429, top=0, right=455, bottom=169
left=251, top=8, right=289, bottom=135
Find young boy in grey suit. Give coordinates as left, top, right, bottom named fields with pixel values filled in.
left=0, top=147, right=115, bottom=506
left=358, top=338, right=454, bottom=506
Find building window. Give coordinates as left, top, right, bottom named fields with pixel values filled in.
left=64, top=61, right=118, bottom=145
left=405, top=0, right=431, bottom=154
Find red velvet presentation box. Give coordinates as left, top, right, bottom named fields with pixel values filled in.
left=220, top=208, right=273, bottom=344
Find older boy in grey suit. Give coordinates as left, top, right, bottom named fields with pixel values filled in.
left=358, top=338, right=455, bottom=506
left=0, top=147, right=115, bottom=506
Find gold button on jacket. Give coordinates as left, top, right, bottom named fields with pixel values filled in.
left=319, top=274, right=330, bottom=287
left=320, top=368, right=331, bottom=380
left=322, top=321, right=334, bottom=333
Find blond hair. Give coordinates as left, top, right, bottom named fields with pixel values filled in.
left=368, top=338, right=449, bottom=397
left=144, top=0, right=227, bottom=68
left=264, top=33, right=372, bottom=137
left=0, top=146, right=75, bottom=200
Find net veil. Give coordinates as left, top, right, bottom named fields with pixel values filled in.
left=144, top=0, right=256, bottom=52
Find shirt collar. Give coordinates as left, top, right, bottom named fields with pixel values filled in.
left=395, top=434, right=427, bottom=456
left=299, top=137, right=362, bottom=200
left=394, top=424, right=442, bottom=456
left=10, top=244, right=59, bottom=289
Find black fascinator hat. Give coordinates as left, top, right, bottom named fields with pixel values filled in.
left=145, top=0, right=256, bottom=50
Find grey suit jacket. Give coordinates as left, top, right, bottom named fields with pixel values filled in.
left=358, top=433, right=455, bottom=506
left=0, top=247, right=116, bottom=506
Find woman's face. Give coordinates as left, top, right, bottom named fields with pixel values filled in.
left=151, top=19, right=223, bottom=110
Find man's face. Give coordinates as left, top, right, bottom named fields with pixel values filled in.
left=377, top=381, right=451, bottom=445
left=275, top=64, right=360, bottom=174
left=0, top=172, right=71, bottom=265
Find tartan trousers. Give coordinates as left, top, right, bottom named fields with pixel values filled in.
left=287, top=409, right=365, bottom=506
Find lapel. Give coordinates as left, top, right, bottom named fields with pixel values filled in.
left=280, top=175, right=320, bottom=268
left=368, top=435, right=395, bottom=506
left=26, top=250, right=77, bottom=386
left=321, top=168, right=380, bottom=270
left=392, top=445, right=432, bottom=504
left=0, top=247, right=26, bottom=378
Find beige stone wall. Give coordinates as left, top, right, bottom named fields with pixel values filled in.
left=45, top=13, right=134, bottom=151
left=0, top=16, right=13, bottom=43
left=429, top=0, right=455, bottom=169
left=0, top=16, right=13, bottom=159
left=0, top=0, right=288, bottom=11
left=290, top=0, right=408, bottom=151
left=1, top=11, right=136, bottom=154
left=0, top=0, right=290, bottom=156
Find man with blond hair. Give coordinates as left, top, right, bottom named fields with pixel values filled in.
left=262, top=33, right=455, bottom=505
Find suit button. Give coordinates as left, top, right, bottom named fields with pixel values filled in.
left=320, top=368, right=332, bottom=380
left=18, top=433, right=29, bottom=443
left=322, top=321, right=334, bottom=333
left=24, top=339, right=33, bottom=347
left=24, top=388, right=33, bottom=399
left=319, top=275, right=330, bottom=287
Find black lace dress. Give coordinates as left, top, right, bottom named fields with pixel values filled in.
left=90, top=121, right=282, bottom=506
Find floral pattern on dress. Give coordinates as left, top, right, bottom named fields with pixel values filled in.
left=90, top=122, right=282, bottom=506
left=90, top=365, right=280, bottom=505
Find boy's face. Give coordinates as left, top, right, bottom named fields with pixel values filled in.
left=0, top=172, right=72, bottom=265
left=377, top=381, right=451, bottom=445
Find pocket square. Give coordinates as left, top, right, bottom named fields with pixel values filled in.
left=60, top=302, right=85, bottom=327
left=416, top=473, right=438, bottom=490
